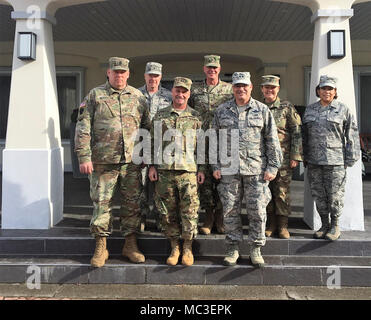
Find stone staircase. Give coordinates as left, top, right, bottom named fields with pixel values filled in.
left=1, top=215, right=370, bottom=287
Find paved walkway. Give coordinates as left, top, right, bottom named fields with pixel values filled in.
left=0, top=283, right=371, bottom=300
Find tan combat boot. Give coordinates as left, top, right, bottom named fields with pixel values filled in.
left=200, top=209, right=214, bottom=235
left=214, top=209, right=225, bottom=234
left=91, top=236, right=109, bottom=268
left=325, top=217, right=341, bottom=241
left=277, top=215, right=290, bottom=239
left=265, top=212, right=277, bottom=237
left=223, top=244, right=239, bottom=266
left=181, top=239, right=194, bottom=266
left=250, top=245, right=265, bottom=268
left=122, top=234, right=145, bottom=263
left=166, top=238, right=181, bottom=266
left=313, top=215, right=330, bottom=239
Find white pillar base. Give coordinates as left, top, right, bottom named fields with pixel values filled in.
left=1, top=148, right=64, bottom=229
left=303, top=159, right=364, bottom=231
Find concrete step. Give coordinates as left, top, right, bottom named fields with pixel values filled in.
left=1, top=234, right=370, bottom=257
left=0, top=255, right=370, bottom=286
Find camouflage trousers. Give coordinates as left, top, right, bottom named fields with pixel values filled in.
left=267, top=167, right=292, bottom=217
left=89, top=163, right=142, bottom=237
left=154, top=170, right=199, bottom=240
left=140, top=166, right=158, bottom=217
left=198, top=165, right=222, bottom=212
left=307, top=164, right=346, bottom=219
left=218, top=174, right=271, bottom=247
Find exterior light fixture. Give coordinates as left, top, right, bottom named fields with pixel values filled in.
left=17, top=32, right=36, bottom=60
left=327, top=30, right=345, bottom=59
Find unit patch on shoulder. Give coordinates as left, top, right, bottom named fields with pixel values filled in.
left=79, top=101, right=87, bottom=114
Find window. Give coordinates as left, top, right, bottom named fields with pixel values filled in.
left=0, top=69, right=11, bottom=140
left=354, top=67, right=371, bottom=134
left=0, top=67, right=84, bottom=141
left=56, top=67, right=84, bottom=140
left=360, top=75, right=371, bottom=134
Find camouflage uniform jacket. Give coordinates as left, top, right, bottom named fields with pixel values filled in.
left=151, top=105, right=205, bottom=173
left=265, top=97, right=303, bottom=167
left=138, top=85, right=172, bottom=121
left=189, top=80, right=233, bottom=129
left=212, top=98, right=282, bottom=176
left=302, top=99, right=360, bottom=166
left=75, top=81, right=151, bottom=164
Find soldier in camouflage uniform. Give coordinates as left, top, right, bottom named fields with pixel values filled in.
left=189, top=55, right=233, bottom=235
left=149, top=77, right=205, bottom=266
left=75, top=57, right=151, bottom=267
left=138, top=62, right=172, bottom=232
left=212, top=72, right=282, bottom=268
left=260, top=75, right=303, bottom=239
left=302, top=75, right=360, bottom=241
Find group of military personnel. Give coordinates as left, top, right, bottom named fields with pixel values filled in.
left=74, top=54, right=360, bottom=269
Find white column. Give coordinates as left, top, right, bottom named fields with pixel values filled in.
left=304, top=6, right=364, bottom=231
left=1, top=5, right=63, bottom=229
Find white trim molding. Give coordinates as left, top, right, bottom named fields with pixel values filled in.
left=11, top=10, right=57, bottom=25
left=311, top=9, right=354, bottom=23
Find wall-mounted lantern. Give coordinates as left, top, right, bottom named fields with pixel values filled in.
left=17, top=32, right=37, bottom=60
left=327, top=30, right=345, bottom=59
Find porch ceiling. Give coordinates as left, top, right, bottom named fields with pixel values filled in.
left=1, top=0, right=371, bottom=42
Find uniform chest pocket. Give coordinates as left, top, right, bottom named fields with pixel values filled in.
left=240, top=116, right=263, bottom=143
left=326, top=140, right=343, bottom=148
left=274, top=110, right=287, bottom=128
left=219, top=118, right=236, bottom=128
left=158, top=97, right=171, bottom=109
left=178, top=118, right=198, bottom=132
left=247, top=116, right=263, bottom=128
left=122, top=113, right=140, bottom=130
left=194, top=94, right=208, bottom=106
left=302, top=115, right=316, bottom=124
left=162, top=118, right=175, bottom=132
left=96, top=99, right=117, bottom=119
left=327, top=112, right=343, bottom=125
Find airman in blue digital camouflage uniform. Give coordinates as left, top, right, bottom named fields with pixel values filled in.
left=302, top=75, right=360, bottom=241
left=212, top=72, right=282, bottom=268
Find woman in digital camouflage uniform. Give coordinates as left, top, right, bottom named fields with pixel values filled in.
left=302, top=75, right=360, bottom=241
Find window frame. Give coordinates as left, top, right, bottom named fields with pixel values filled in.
left=56, top=66, right=85, bottom=142
left=353, top=66, right=371, bottom=133
left=0, top=67, right=11, bottom=144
